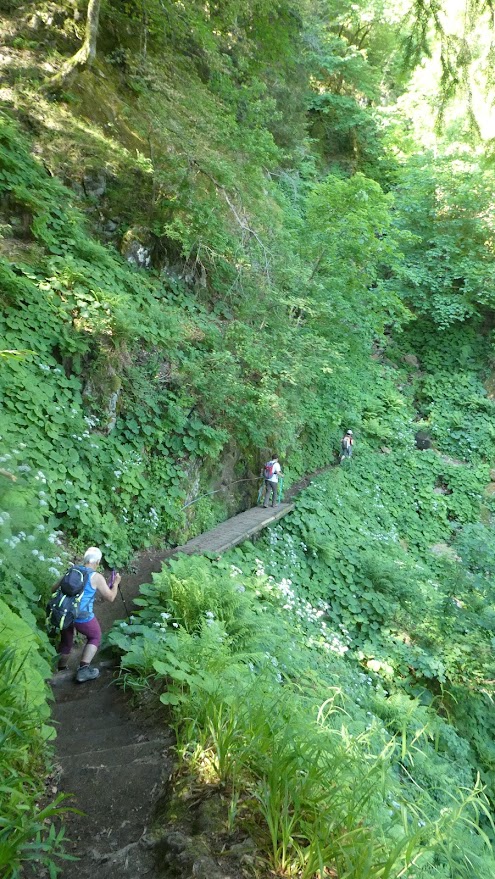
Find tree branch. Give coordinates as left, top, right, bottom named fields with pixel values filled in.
left=190, top=158, right=272, bottom=283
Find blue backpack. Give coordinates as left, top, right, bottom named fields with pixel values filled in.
left=46, top=566, right=90, bottom=632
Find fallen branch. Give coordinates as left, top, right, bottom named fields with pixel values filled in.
left=190, top=158, right=272, bottom=283
left=0, top=469, right=16, bottom=482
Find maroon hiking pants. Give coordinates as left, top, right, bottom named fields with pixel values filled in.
left=59, top=617, right=102, bottom=656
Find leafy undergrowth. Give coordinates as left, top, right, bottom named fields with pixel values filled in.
left=110, top=555, right=495, bottom=878
left=107, top=333, right=495, bottom=876
left=0, top=441, right=71, bottom=878
left=0, top=648, right=70, bottom=879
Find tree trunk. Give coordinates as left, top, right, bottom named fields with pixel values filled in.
left=46, top=0, right=102, bottom=89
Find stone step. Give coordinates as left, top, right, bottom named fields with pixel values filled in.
left=53, top=677, right=132, bottom=724
left=56, top=723, right=152, bottom=756
left=62, top=758, right=166, bottom=816
left=54, top=696, right=137, bottom=732
left=50, top=663, right=117, bottom=702
left=59, top=737, right=168, bottom=765
left=58, top=747, right=171, bottom=864
left=61, top=837, right=155, bottom=879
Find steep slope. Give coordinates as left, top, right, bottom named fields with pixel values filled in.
left=0, top=1, right=403, bottom=562
left=2, top=2, right=495, bottom=876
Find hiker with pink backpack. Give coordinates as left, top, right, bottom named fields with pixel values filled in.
left=340, top=429, right=354, bottom=463
left=261, top=455, right=283, bottom=508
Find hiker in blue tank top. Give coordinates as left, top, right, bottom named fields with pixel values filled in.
left=261, top=455, right=283, bottom=508
left=56, top=546, right=121, bottom=683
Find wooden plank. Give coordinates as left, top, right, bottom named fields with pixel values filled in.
left=174, top=503, right=295, bottom=557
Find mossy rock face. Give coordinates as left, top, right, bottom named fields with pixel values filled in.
left=415, top=430, right=432, bottom=450
left=83, top=364, right=122, bottom=403
left=150, top=787, right=256, bottom=879
left=480, top=503, right=491, bottom=524
left=121, top=226, right=152, bottom=269
left=192, top=796, right=225, bottom=835
left=430, top=542, right=460, bottom=561
left=82, top=168, right=107, bottom=199
left=82, top=358, right=124, bottom=433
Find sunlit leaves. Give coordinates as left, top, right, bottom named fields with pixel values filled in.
left=393, top=155, right=495, bottom=327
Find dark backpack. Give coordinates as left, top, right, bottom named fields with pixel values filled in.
left=264, top=460, right=275, bottom=479
left=46, top=566, right=89, bottom=632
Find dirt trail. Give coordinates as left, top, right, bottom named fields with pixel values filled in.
left=51, top=462, right=335, bottom=877
left=50, top=555, right=174, bottom=876
left=53, top=669, right=172, bottom=878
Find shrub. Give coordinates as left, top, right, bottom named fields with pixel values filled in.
left=0, top=647, right=68, bottom=878
left=109, top=553, right=495, bottom=878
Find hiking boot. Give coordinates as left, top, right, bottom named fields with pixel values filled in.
left=76, top=665, right=100, bottom=683
left=57, top=656, right=69, bottom=671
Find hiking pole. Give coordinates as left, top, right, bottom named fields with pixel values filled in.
left=109, top=569, right=130, bottom=618
left=257, top=478, right=265, bottom=505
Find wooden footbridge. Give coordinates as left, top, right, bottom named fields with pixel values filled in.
left=116, top=500, right=296, bottom=593
left=174, top=502, right=295, bottom=556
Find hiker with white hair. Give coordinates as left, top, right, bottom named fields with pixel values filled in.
left=56, top=546, right=121, bottom=683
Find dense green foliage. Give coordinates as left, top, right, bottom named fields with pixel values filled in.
left=3, top=0, right=495, bottom=874
left=0, top=113, right=357, bottom=562
left=0, top=649, right=69, bottom=879
left=110, top=547, right=495, bottom=877
left=0, top=439, right=67, bottom=875
left=394, top=157, right=495, bottom=327
left=108, top=328, right=495, bottom=878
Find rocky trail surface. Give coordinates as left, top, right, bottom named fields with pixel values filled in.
left=52, top=667, right=173, bottom=878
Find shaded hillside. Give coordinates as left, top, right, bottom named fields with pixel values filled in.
left=0, top=0, right=412, bottom=561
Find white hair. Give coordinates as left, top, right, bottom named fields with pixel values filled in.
left=83, top=546, right=102, bottom=565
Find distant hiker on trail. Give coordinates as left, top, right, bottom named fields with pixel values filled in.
left=340, top=430, right=354, bottom=463
left=55, top=546, right=120, bottom=683
left=262, top=455, right=283, bottom=508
